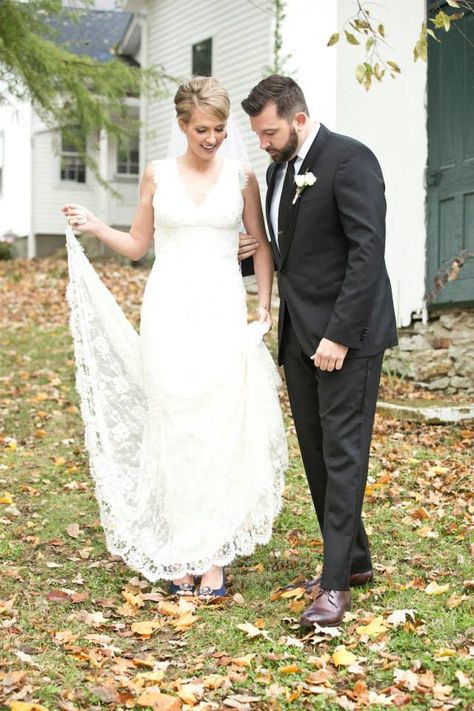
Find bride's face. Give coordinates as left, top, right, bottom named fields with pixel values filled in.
left=180, top=107, right=227, bottom=160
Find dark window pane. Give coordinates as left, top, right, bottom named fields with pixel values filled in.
left=117, top=134, right=139, bottom=175
left=192, top=38, right=212, bottom=77
left=60, top=154, right=86, bottom=183
left=60, top=129, right=86, bottom=183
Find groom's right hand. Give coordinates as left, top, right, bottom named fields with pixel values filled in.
left=238, top=232, right=258, bottom=262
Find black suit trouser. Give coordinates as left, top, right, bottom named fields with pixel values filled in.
left=282, top=317, right=383, bottom=590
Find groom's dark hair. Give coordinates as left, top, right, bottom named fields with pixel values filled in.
left=241, top=75, right=309, bottom=119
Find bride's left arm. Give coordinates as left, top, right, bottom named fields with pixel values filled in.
left=241, top=165, right=274, bottom=329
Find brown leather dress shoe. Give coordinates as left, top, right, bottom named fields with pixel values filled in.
left=283, top=569, right=374, bottom=595
left=300, top=589, right=352, bottom=628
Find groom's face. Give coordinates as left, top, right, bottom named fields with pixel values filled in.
left=249, top=102, right=299, bottom=163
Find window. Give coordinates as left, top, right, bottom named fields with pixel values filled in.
left=192, top=38, right=212, bottom=76
left=60, top=130, right=86, bottom=183
left=0, top=132, right=4, bottom=197
left=117, top=132, right=139, bottom=176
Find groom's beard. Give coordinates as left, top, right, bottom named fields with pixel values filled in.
left=266, top=127, right=299, bottom=163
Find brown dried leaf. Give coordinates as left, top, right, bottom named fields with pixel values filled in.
left=65, top=523, right=81, bottom=539
left=136, top=689, right=182, bottom=710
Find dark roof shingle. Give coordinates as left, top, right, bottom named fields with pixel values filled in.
left=47, top=9, right=134, bottom=63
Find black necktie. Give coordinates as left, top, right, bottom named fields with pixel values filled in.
left=277, top=156, right=298, bottom=246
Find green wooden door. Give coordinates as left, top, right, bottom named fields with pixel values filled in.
left=427, top=6, right=474, bottom=306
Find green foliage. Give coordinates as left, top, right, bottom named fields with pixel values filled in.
left=0, top=0, right=172, bottom=184
left=0, top=241, right=15, bottom=260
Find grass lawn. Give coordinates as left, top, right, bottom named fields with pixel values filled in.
left=0, top=257, right=473, bottom=710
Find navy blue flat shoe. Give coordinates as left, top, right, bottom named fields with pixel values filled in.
left=169, top=581, right=195, bottom=596
left=198, top=568, right=226, bottom=599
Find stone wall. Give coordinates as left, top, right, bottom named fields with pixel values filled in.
left=383, top=310, right=474, bottom=395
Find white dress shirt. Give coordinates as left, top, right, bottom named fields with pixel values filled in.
left=270, top=123, right=320, bottom=250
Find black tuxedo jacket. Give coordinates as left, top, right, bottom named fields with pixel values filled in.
left=265, top=124, right=398, bottom=365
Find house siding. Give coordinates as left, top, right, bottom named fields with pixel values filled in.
left=32, top=126, right=139, bottom=254
left=32, top=129, right=102, bottom=239
left=335, top=0, right=428, bottom=327
left=144, top=0, right=273, bottom=183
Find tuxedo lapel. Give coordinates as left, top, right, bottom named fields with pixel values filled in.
left=265, top=161, right=280, bottom=265
left=279, top=124, right=331, bottom=266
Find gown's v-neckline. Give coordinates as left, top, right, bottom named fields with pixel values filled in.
left=174, top=157, right=226, bottom=210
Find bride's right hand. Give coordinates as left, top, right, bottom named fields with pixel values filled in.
left=61, top=203, right=100, bottom=235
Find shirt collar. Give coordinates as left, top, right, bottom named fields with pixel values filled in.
left=295, top=122, right=320, bottom=164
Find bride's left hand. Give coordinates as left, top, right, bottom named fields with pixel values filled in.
left=256, top=305, right=272, bottom=332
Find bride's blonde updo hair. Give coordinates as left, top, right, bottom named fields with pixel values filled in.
left=174, top=76, right=230, bottom=124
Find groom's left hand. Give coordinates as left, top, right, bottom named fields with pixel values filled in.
left=238, top=232, right=258, bottom=262
left=311, top=338, right=348, bottom=372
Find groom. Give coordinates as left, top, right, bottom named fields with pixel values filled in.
left=241, top=76, right=398, bottom=627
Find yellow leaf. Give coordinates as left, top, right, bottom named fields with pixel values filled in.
left=279, top=664, right=300, bottom=674
left=280, top=586, right=305, bottom=599
left=122, top=590, right=144, bottom=609
left=136, top=690, right=182, bottom=710
left=0, top=492, right=13, bottom=505
left=33, top=392, right=49, bottom=402
left=416, top=526, right=438, bottom=539
left=288, top=598, right=306, bottom=614
left=131, top=620, right=161, bottom=636
left=132, top=656, right=157, bottom=669
left=332, top=645, right=357, bottom=667
left=356, top=616, right=389, bottom=639
left=425, top=581, right=449, bottom=595
left=327, top=32, right=340, bottom=47
left=171, top=611, right=197, bottom=630
left=237, top=621, right=270, bottom=639
left=116, top=602, right=139, bottom=618
left=201, top=674, right=227, bottom=689
left=136, top=670, right=165, bottom=683
left=8, top=703, right=49, bottom=711
left=177, top=683, right=203, bottom=705
left=52, top=629, right=77, bottom=645
left=0, top=597, right=16, bottom=614
left=230, top=653, right=256, bottom=667
left=433, top=647, right=457, bottom=660
left=34, top=429, right=47, bottom=439
left=158, top=600, right=181, bottom=617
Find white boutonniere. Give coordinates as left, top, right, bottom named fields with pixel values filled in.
left=292, top=171, right=317, bottom=204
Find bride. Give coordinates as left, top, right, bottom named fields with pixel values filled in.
left=62, top=76, right=287, bottom=598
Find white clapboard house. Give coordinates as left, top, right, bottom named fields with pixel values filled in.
left=120, top=0, right=473, bottom=328
left=0, top=8, right=140, bottom=258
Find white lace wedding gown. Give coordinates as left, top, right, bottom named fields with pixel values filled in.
left=66, top=157, right=287, bottom=581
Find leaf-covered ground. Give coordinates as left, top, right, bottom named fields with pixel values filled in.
left=0, top=258, right=473, bottom=711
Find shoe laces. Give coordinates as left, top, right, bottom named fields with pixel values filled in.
left=316, top=588, right=338, bottom=606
